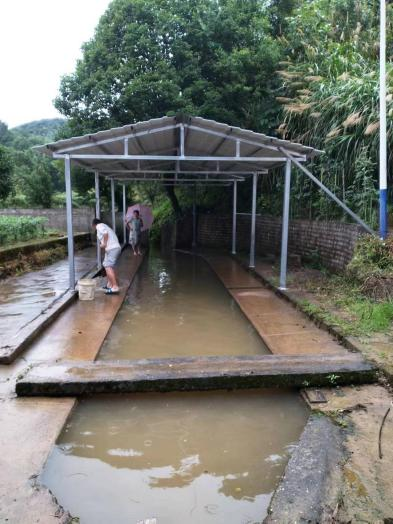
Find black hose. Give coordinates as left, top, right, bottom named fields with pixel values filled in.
left=378, top=403, right=392, bottom=459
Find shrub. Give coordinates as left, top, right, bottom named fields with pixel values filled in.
left=348, top=235, right=393, bottom=275
left=347, top=235, right=393, bottom=300
left=150, top=199, right=175, bottom=243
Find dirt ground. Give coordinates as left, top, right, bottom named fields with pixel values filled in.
left=303, top=384, right=393, bottom=523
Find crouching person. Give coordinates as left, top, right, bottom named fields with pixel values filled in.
left=92, top=219, right=121, bottom=295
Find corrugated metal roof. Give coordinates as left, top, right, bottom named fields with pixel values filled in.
left=34, top=115, right=322, bottom=180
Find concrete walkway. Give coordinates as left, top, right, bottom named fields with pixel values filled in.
left=0, top=249, right=144, bottom=523
left=203, top=253, right=349, bottom=356
left=0, top=246, right=96, bottom=346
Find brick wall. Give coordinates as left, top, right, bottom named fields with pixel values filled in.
left=196, top=214, right=365, bottom=271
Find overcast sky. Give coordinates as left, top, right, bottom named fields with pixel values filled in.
left=0, top=0, right=111, bottom=128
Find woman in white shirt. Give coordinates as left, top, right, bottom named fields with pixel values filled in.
left=92, top=219, right=121, bottom=295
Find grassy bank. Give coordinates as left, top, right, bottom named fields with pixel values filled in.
left=0, top=245, right=68, bottom=278
left=0, top=233, right=92, bottom=278
left=300, top=275, right=393, bottom=338
left=243, top=235, right=393, bottom=380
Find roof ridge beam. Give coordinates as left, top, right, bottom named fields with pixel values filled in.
left=53, top=154, right=303, bottom=163
left=55, top=124, right=180, bottom=154
left=96, top=170, right=257, bottom=176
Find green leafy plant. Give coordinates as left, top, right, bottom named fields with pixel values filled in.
left=0, top=215, right=49, bottom=246
left=327, top=373, right=340, bottom=385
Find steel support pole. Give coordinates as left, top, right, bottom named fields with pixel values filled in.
left=65, top=155, right=75, bottom=290
left=279, top=160, right=292, bottom=290
left=281, top=149, right=375, bottom=235
left=192, top=185, right=197, bottom=248
left=379, top=0, right=388, bottom=239
left=122, top=184, right=127, bottom=245
left=111, top=178, right=116, bottom=232
left=232, top=181, right=237, bottom=254
left=94, top=171, right=101, bottom=269
left=249, top=173, right=258, bottom=268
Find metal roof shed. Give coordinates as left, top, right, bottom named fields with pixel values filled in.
left=35, top=114, right=372, bottom=291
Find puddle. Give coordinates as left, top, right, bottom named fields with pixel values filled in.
left=42, top=389, right=308, bottom=524
left=99, top=250, right=268, bottom=360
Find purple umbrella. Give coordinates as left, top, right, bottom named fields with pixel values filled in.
left=126, top=204, right=153, bottom=231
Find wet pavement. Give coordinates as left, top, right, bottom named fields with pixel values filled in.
left=0, top=247, right=96, bottom=341
left=203, top=253, right=349, bottom=356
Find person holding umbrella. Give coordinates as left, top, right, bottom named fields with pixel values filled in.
left=127, top=209, right=144, bottom=255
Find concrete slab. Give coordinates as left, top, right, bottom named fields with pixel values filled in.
left=204, top=254, right=263, bottom=289
left=22, top=251, right=144, bottom=364
left=16, top=354, right=376, bottom=396
left=262, top=333, right=346, bottom=356
left=0, top=397, right=75, bottom=523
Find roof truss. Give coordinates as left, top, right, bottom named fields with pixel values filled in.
left=36, top=116, right=320, bottom=183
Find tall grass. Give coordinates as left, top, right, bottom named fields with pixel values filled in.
left=272, top=0, right=393, bottom=226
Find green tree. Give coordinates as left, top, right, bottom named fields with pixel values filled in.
left=0, top=121, right=9, bottom=144
left=20, top=162, right=53, bottom=208
left=54, top=0, right=283, bottom=216
left=55, top=0, right=281, bottom=135
left=0, top=145, right=13, bottom=200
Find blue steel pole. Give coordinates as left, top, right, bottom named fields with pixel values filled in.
left=379, top=0, right=388, bottom=239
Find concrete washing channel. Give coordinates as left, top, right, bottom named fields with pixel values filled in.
left=0, top=249, right=376, bottom=523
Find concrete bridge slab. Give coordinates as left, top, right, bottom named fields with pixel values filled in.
left=16, top=354, right=376, bottom=396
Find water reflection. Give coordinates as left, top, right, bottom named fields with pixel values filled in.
left=99, top=251, right=268, bottom=360
left=42, top=390, right=308, bottom=524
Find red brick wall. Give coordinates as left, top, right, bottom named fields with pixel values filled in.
left=196, top=214, right=364, bottom=271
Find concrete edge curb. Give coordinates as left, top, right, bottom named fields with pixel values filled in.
left=264, top=414, right=346, bottom=523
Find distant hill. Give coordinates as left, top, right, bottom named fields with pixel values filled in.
left=0, top=118, right=66, bottom=151
left=11, top=118, right=65, bottom=143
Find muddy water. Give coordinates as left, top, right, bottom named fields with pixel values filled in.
left=99, top=250, right=268, bottom=360
left=42, top=390, right=308, bottom=524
